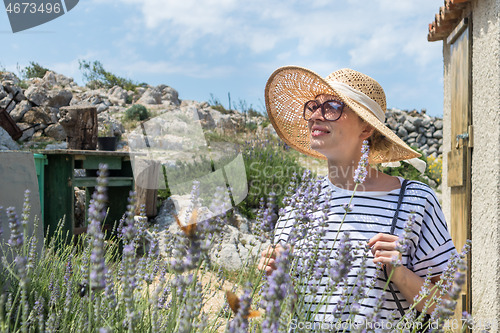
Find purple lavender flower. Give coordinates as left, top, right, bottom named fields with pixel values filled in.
left=87, top=164, right=108, bottom=291
left=261, top=245, right=294, bottom=333
left=122, top=191, right=137, bottom=243
left=7, top=206, right=23, bottom=250
left=64, top=254, right=74, bottom=313
left=328, top=232, right=355, bottom=288
left=346, top=244, right=370, bottom=310
left=170, top=232, right=202, bottom=273
left=430, top=241, right=470, bottom=329
left=122, top=243, right=138, bottom=330
left=34, top=293, right=45, bottom=332
left=104, top=269, right=117, bottom=309
left=48, top=272, right=60, bottom=308
left=21, top=189, right=30, bottom=228
left=27, top=225, right=38, bottom=271
left=393, top=211, right=416, bottom=267
left=363, top=289, right=385, bottom=325
left=411, top=267, right=435, bottom=323
left=172, top=275, right=203, bottom=333
left=342, top=203, right=354, bottom=213
left=354, top=140, right=370, bottom=184
left=255, top=192, right=278, bottom=242
left=6, top=197, right=31, bottom=331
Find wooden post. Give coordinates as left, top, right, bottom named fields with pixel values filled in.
left=59, top=106, right=97, bottom=150
left=134, top=159, right=161, bottom=217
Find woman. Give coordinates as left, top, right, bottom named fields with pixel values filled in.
left=258, top=66, right=456, bottom=327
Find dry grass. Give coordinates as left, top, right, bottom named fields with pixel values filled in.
left=142, top=269, right=250, bottom=332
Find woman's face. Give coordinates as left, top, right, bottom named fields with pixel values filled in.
left=307, top=94, right=370, bottom=162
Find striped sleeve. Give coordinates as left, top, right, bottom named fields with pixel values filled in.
left=273, top=207, right=295, bottom=246
left=410, top=188, right=456, bottom=277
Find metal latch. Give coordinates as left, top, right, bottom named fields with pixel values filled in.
left=455, top=125, right=474, bottom=148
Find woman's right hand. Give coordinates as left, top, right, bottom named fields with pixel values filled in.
left=257, top=244, right=285, bottom=276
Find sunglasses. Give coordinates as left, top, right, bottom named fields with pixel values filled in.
left=303, top=99, right=345, bottom=121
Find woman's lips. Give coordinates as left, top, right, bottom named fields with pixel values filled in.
left=311, top=130, right=329, bottom=137
left=311, top=126, right=330, bottom=137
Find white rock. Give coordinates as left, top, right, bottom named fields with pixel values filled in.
left=10, top=100, right=31, bottom=121
left=108, top=86, right=128, bottom=106
left=46, top=89, right=72, bottom=108
left=433, top=130, right=443, bottom=139
left=0, top=85, right=7, bottom=100
left=43, top=71, right=57, bottom=86
left=24, top=85, right=48, bottom=106
left=44, top=123, right=67, bottom=141
left=0, top=127, right=20, bottom=150
left=0, top=72, right=20, bottom=84
left=45, top=141, right=67, bottom=150
left=137, top=87, right=162, bottom=105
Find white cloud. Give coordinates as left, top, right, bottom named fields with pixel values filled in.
left=50, top=59, right=81, bottom=78
left=112, top=0, right=438, bottom=66
left=122, top=60, right=234, bottom=79
left=88, top=0, right=443, bottom=83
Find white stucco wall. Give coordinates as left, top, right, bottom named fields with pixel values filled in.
left=470, top=0, right=500, bottom=328
left=442, top=0, right=500, bottom=328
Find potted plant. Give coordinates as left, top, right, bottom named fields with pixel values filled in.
left=97, top=123, right=118, bottom=151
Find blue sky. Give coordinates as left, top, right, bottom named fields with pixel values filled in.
left=1, top=0, right=445, bottom=116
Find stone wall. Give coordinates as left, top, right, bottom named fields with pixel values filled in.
left=385, top=108, right=443, bottom=158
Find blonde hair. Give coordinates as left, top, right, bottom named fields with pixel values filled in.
left=359, top=117, right=392, bottom=163
left=368, top=131, right=391, bottom=160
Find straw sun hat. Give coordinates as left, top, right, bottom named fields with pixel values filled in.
left=265, top=66, right=421, bottom=164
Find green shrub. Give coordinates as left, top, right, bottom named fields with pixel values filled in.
left=20, top=61, right=49, bottom=79
left=208, top=93, right=232, bottom=114
left=377, top=147, right=438, bottom=186
left=18, top=81, right=29, bottom=89
left=260, top=118, right=270, bottom=128
left=426, top=155, right=442, bottom=185
left=125, top=94, right=134, bottom=104
left=237, top=138, right=308, bottom=219
left=156, top=136, right=308, bottom=220
left=79, top=60, right=138, bottom=91
left=244, top=121, right=258, bottom=132
left=124, top=104, right=150, bottom=121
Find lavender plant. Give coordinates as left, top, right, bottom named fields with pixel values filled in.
left=0, top=153, right=472, bottom=333
left=246, top=139, right=472, bottom=333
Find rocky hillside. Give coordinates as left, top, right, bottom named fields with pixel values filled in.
left=0, top=70, right=442, bottom=160
left=0, top=70, right=270, bottom=151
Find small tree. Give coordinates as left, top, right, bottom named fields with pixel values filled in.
left=20, top=61, right=49, bottom=79
left=124, top=104, right=150, bottom=121
left=79, top=59, right=138, bottom=91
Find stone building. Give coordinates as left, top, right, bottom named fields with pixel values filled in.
left=428, top=0, right=500, bottom=328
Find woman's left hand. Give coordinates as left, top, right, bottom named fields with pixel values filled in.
left=367, top=233, right=401, bottom=268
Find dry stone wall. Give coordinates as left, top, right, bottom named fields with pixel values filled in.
left=384, top=108, right=443, bottom=158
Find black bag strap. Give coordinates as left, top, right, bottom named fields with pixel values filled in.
left=390, top=179, right=408, bottom=234
left=383, top=178, right=408, bottom=317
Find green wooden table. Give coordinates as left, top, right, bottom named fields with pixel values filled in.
left=40, top=150, right=134, bottom=241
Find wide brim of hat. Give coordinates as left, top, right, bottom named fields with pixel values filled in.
left=265, top=66, right=421, bottom=164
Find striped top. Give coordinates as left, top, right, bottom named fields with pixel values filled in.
left=273, top=176, right=456, bottom=326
